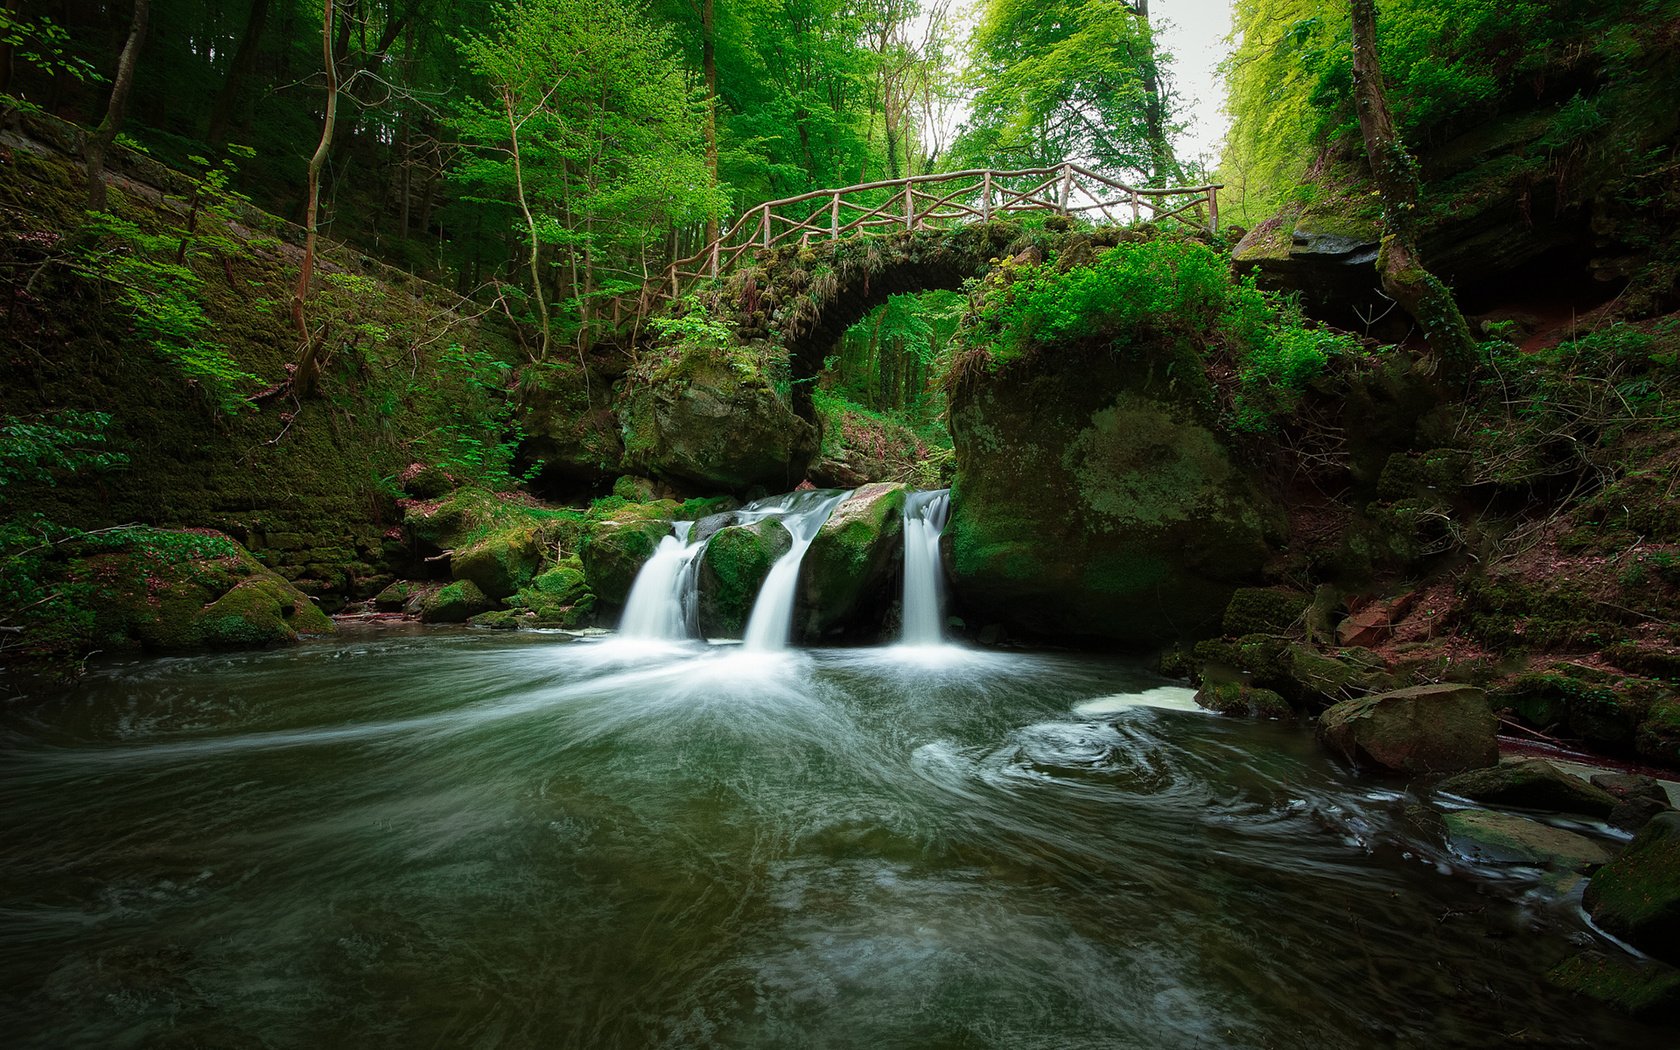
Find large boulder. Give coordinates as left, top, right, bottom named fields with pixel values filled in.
left=796, top=482, right=909, bottom=640
left=617, top=345, right=817, bottom=493
left=698, top=520, right=791, bottom=638
left=450, top=525, right=545, bottom=600
left=946, top=338, right=1280, bottom=644
left=1441, top=809, right=1610, bottom=872
left=580, top=518, right=671, bottom=606
left=1584, top=812, right=1680, bottom=966
left=1317, top=684, right=1498, bottom=776
left=419, top=579, right=492, bottom=623
left=1438, top=758, right=1618, bottom=818
left=69, top=528, right=334, bottom=651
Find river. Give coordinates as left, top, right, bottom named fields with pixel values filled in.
left=0, top=628, right=1659, bottom=1047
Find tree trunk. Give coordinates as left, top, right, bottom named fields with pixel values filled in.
left=292, top=0, right=339, bottom=396
left=701, top=0, right=719, bottom=244
left=85, top=0, right=150, bottom=212
left=1130, top=0, right=1174, bottom=185
left=0, top=0, right=21, bottom=96
left=1349, top=0, right=1475, bottom=372
left=507, top=91, right=551, bottom=360
left=206, top=0, right=269, bottom=146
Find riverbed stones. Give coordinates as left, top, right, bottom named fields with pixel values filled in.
left=1194, top=681, right=1293, bottom=719
left=419, top=579, right=492, bottom=623
left=1438, top=758, right=1618, bottom=818
left=699, top=520, right=791, bottom=638
left=580, top=518, right=671, bottom=606
left=1584, top=812, right=1680, bottom=965
left=797, top=483, right=909, bottom=640
left=1317, top=683, right=1497, bottom=776
left=1591, top=773, right=1673, bottom=832
left=1442, top=809, right=1610, bottom=872
left=1545, top=951, right=1680, bottom=1023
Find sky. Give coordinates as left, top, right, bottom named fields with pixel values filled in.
left=1154, top=0, right=1237, bottom=167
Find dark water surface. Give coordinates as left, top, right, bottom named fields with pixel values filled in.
left=0, top=630, right=1662, bottom=1048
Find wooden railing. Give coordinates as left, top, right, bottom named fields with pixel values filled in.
left=651, top=164, right=1221, bottom=310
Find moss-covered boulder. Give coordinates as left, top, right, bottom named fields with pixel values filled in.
left=1584, top=812, right=1680, bottom=965
left=65, top=529, right=334, bottom=652
left=466, top=609, right=525, bottom=630
left=1442, top=809, right=1610, bottom=872
left=617, top=343, right=818, bottom=493
left=698, top=520, right=792, bottom=638
left=1593, top=773, right=1674, bottom=832
left=1222, top=587, right=1311, bottom=637
left=450, top=525, right=545, bottom=600
left=946, top=339, right=1281, bottom=645
left=419, top=579, right=493, bottom=624
left=372, top=579, right=426, bottom=613
left=508, top=559, right=594, bottom=627
left=1194, top=681, right=1293, bottom=719
left=1546, top=952, right=1680, bottom=1023
left=1638, top=696, right=1680, bottom=767
left=796, top=482, right=909, bottom=640
left=1438, top=759, right=1618, bottom=818
left=1318, top=684, right=1498, bottom=776
left=580, top=518, right=671, bottom=606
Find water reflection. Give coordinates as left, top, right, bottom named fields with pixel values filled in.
left=0, top=631, right=1660, bottom=1048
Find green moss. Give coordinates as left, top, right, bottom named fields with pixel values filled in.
left=580, top=518, right=670, bottom=606
left=1546, top=952, right=1680, bottom=1022
left=1222, top=587, right=1312, bottom=636
left=420, top=579, right=492, bottom=624
left=1196, top=681, right=1293, bottom=719
left=698, top=521, right=790, bottom=638
left=451, top=525, right=545, bottom=600
left=1585, top=813, right=1680, bottom=965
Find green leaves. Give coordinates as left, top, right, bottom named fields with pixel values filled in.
left=0, top=411, right=127, bottom=488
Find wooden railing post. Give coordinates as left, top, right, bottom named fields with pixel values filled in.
left=830, top=192, right=840, bottom=239
left=760, top=206, right=770, bottom=248
left=710, top=236, right=719, bottom=278
left=982, top=171, right=992, bottom=222
left=1206, top=186, right=1219, bottom=234
left=1130, top=189, right=1140, bottom=225
left=1057, top=163, right=1072, bottom=215
left=904, top=183, right=914, bottom=229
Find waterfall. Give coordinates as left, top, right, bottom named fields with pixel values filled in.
left=618, top=522, right=703, bottom=641
left=741, top=490, right=850, bottom=652
left=900, top=489, right=951, bottom=646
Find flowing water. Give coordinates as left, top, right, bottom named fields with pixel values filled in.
left=0, top=631, right=1662, bottom=1049
left=901, top=489, right=951, bottom=646
left=619, top=522, right=704, bottom=642
left=741, top=490, right=849, bottom=652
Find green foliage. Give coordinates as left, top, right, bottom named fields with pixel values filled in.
left=952, top=235, right=1364, bottom=433
left=74, top=147, right=270, bottom=414
left=0, top=411, right=127, bottom=487
left=429, top=343, right=533, bottom=491
left=0, top=9, right=101, bottom=85
left=953, top=0, right=1176, bottom=182
left=1219, top=0, right=1633, bottom=219
left=962, top=238, right=1233, bottom=363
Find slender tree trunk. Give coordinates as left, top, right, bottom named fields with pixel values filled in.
left=292, top=0, right=339, bottom=395
left=1130, top=0, right=1174, bottom=185
left=701, top=0, right=719, bottom=243
left=0, top=0, right=21, bottom=95
left=1349, top=0, right=1475, bottom=372
left=206, top=0, right=269, bottom=146
left=85, top=0, right=150, bottom=211
left=506, top=91, right=551, bottom=360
